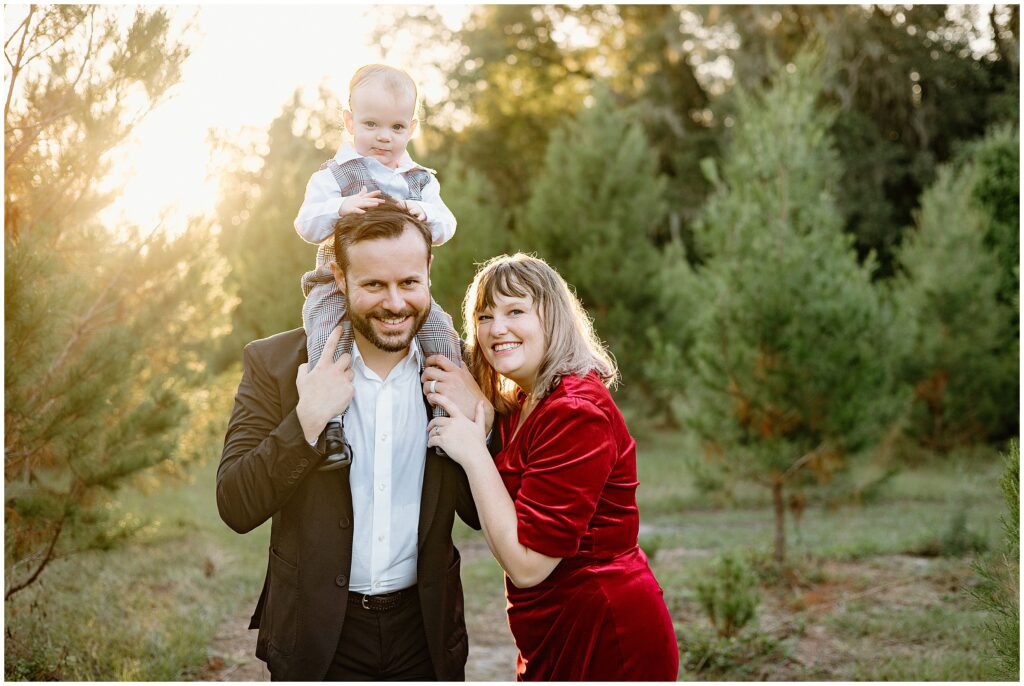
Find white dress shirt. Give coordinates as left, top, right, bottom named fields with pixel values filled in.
left=294, top=142, right=457, bottom=247
left=345, top=338, right=428, bottom=594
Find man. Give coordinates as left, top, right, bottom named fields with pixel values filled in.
left=217, top=199, right=490, bottom=680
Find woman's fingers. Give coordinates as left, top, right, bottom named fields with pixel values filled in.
left=429, top=391, right=460, bottom=417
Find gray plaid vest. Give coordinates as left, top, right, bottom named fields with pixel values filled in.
left=319, top=157, right=432, bottom=200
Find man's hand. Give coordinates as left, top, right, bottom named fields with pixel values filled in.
left=422, top=355, right=495, bottom=434
left=400, top=199, right=427, bottom=221
left=296, top=326, right=355, bottom=443
left=339, top=186, right=383, bottom=215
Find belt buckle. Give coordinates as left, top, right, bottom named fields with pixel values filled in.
left=361, top=594, right=370, bottom=610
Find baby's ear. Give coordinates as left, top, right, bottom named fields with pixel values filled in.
left=342, top=109, right=354, bottom=133
left=409, top=118, right=419, bottom=137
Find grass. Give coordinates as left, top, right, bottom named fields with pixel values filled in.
left=4, top=458, right=269, bottom=681
left=4, top=429, right=1015, bottom=681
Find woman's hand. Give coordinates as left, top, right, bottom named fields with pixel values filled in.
left=422, top=354, right=495, bottom=434
left=427, top=395, right=488, bottom=467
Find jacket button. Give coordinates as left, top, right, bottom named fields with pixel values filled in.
left=338, top=516, right=351, bottom=528
left=299, top=458, right=309, bottom=467
left=335, top=574, right=348, bottom=587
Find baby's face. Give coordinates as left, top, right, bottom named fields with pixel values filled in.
left=343, top=85, right=417, bottom=170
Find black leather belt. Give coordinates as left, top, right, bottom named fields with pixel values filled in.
left=348, top=586, right=415, bottom=612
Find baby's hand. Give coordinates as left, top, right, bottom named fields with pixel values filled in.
left=339, top=186, right=383, bottom=216
left=402, top=199, right=427, bottom=221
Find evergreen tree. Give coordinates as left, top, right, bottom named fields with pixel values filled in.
left=4, top=6, right=227, bottom=598
left=679, top=52, right=908, bottom=567
left=970, top=442, right=1020, bottom=680
left=426, top=158, right=510, bottom=333
left=210, top=89, right=337, bottom=371
left=894, top=129, right=1018, bottom=448
left=520, top=88, right=669, bottom=402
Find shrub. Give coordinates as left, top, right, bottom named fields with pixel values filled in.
left=695, top=552, right=761, bottom=638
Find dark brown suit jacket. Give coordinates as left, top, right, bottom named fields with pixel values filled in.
left=216, top=328, right=480, bottom=680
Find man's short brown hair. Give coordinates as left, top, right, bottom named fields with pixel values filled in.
left=332, top=197, right=432, bottom=274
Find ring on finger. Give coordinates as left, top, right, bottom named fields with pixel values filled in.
left=432, top=426, right=441, bottom=436
left=429, top=379, right=437, bottom=394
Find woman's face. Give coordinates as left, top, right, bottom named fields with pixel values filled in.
left=476, top=291, right=545, bottom=394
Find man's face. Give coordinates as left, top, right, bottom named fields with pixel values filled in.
left=335, top=225, right=432, bottom=354
left=342, top=84, right=417, bottom=170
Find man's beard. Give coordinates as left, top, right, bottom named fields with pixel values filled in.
left=348, top=304, right=429, bottom=353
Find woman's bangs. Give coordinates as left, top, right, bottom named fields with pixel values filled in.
left=478, top=262, right=534, bottom=311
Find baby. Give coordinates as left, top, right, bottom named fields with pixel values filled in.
left=295, top=64, right=460, bottom=466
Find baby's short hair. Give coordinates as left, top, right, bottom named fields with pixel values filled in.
left=348, top=64, right=419, bottom=115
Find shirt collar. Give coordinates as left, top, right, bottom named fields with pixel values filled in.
left=334, top=141, right=434, bottom=175
left=351, top=336, right=424, bottom=380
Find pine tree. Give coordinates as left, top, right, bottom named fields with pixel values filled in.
left=521, top=88, right=669, bottom=401
left=680, top=52, right=908, bottom=567
left=209, top=90, right=335, bottom=371
left=894, top=128, right=1018, bottom=448
left=4, top=6, right=227, bottom=598
left=426, top=158, right=510, bottom=333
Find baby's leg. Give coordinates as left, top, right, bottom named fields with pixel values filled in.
left=301, top=265, right=355, bottom=367
left=301, top=264, right=355, bottom=470
left=417, top=300, right=462, bottom=422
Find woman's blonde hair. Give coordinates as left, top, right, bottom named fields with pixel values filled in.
left=462, top=253, right=618, bottom=415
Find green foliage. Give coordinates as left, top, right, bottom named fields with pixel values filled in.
left=970, top=442, right=1020, bottom=680
left=678, top=624, right=785, bottom=678
left=520, top=88, right=668, bottom=403
left=719, top=5, right=1019, bottom=273
left=426, top=158, right=510, bottom=332
left=695, top=552, right=761, bottom=638
left=911, top=504, right=990, bottom=557
left=672, top=52, right=908, bottom=565
left=894, top=131, right=1018, bottom=448
left=210, top=89, right=338, bottom=370
left=966, top=124, right=1020, bottom=333
left=4, top=456, right=270, bottom=680
left=4, top=5, right=228, bottom=600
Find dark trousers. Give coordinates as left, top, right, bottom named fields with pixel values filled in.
left=322, top=587, right=436, bottom=681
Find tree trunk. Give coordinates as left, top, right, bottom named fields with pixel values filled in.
left=772, top=478, right=786, bottom=567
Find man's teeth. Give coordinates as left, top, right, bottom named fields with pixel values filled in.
left=380, top=317, right=406, bottom=325
left=494, top=342, right=521, bottom=352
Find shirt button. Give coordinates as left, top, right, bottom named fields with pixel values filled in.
left=378, top=482, right=386, bottom=491
left=377, top=535, right=385, bottom=542
left=381, top=433, right=388, bottom=442
left=335, top=574, right=348, bottom=587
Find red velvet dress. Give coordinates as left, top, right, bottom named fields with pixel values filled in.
left=495, top=372, right=679, bottom=681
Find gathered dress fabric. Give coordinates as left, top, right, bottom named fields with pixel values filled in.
left=495, top=372, right=679, bottom=681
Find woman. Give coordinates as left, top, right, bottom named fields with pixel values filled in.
left=423, top=253, right=679, bottom=681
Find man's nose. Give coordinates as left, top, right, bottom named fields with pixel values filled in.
left=382, top=286, right=404, bottom=311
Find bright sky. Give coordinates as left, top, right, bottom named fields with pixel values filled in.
left=93, top=3, right=470, bottom=236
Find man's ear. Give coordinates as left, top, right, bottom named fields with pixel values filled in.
left=329, top=261, right=346, bottom=295
left=342, top=109, right=354, bottom=135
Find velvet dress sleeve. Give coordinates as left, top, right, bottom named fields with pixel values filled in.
left=514, top=397, right=616, bottom=558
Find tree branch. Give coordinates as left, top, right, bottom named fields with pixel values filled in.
left=5, top=513, right=66, bottom=600
left=4, top=4, right=34, bottom=127
left=783, top=442, right=827, bottom=480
